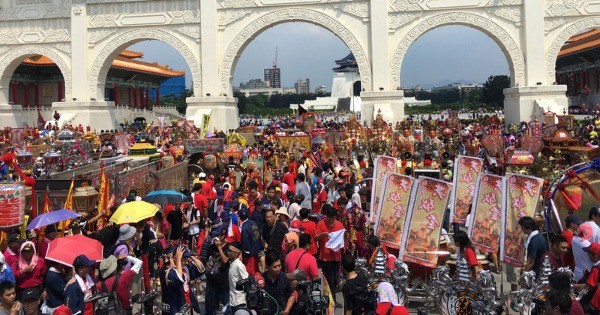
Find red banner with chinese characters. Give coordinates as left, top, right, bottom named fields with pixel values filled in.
left=468, top=174, right=506, bottom=254
left=450, top=155, right=484, bottom=224
left=374, top=173, right=415, bottom=249
left=503, top=173, right=544, bottom=267
left=0, top=184, right=25, bottom=229
left=370, top=156, right=398, bottom=222
left=401, top=177, right=453, bottom=268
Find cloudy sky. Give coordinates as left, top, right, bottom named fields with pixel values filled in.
left=129, top=23, right=510, bottom=91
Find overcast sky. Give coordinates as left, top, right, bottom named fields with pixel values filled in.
left=129, top=23, right=510, bottom=91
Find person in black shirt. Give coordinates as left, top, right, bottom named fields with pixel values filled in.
left=204, top=238, right=230, bottom=315
left=97, top=223, right=120, bottom=258
left=262, top=251, right=294, bottom=315
left=167, top=204, right=184, bottom=244
left=261, top=208, right=288, bottom=258
left=252, top=199, right=265, bottom=229
left=342, top=255, right=369, bottom=315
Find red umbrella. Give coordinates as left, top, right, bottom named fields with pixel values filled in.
left=45, top=234, right=103, bottom=267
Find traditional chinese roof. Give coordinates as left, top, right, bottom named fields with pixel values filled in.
left=333, top=53, right=358, bottom=72
left=557, top=29, right=600, bottom=68
left=21, top=50, right=185, bottom=78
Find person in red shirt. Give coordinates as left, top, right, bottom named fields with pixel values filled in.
left=315, top=204, right=344, bottom=308
left=298, top=208, right=318, bottom=256
left=95, top=254, right=143, bottom=312
left=282, top=166, right=296, bottom=194
left=12, top=241, right=46, bottom=296
left=285, top=234, right=319, bottom=280
left=540, top=235, right=569, bottom=270
left=576, top=242, right=600, bottom=311
left=452, top=231, right=478, bottom=281
left=312, top=183, right=328, bottom=214
left=192, top=183, right=209, bottom=218
left=563, top=215, right=582, bottom=269
left=375, top=282, right=409, bottom=315
left=3, top=235, right=24, bottom=270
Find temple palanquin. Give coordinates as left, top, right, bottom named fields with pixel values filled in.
left=9, top=50, right=185, bottom=109
left=555, top=29, right=600, bottom=98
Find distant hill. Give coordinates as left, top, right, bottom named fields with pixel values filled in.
left=418, top=79, right=481, bottom=89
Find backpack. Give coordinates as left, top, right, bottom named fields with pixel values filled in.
left=352, top=285, right=378, bottom=312
left=95, top=273, right=124, bottom=315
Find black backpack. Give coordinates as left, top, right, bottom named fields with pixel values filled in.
left=352, top=285, right=378, bottom=312
left=95, top=273, right=125, bottom=315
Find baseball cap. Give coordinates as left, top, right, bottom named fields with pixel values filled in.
left=8, top=234, right=24, bottom=245
left=238, top=206, right=249, bottom=220
left=73, top=255, right=96, bottom=268
left=584, top=243, right=600, bottom=256
left=21, top=287, right=41, bottom=302
left=565, top=215, right=583, bottom=226
left=52, top=305, right=73, bottom=315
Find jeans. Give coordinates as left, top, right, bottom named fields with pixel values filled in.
left=204, top=283, right=229, bottom=315
left=321, top=261, right=341, bottom=302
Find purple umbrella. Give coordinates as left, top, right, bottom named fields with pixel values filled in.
left=26, top=209, right=81, bottom=230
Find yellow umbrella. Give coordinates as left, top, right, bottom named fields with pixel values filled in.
left=110, top=201, right=159, bottom=224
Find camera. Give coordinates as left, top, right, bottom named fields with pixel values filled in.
left=235, top=277, right=271, bottom=315
left=296, top=278, right=328, bottom=315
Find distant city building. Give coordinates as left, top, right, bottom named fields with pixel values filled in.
left=294, top=79, right=310, bottom=94
left=238, top=87, right=295, bottom=97
left=264, top=67, right=281, bottom=88
left=431, top=83, right=482, bottom=95
left=315, top=86, right=327, bottom=95
left=240, top=78, right=266, bottom=89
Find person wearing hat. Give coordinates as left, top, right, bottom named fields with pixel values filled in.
left=64, top=255, right=96, bottom=315
left=0, top=281, right=22, bottom=315
left=38, top=225, right=58, bottom=259
left=573, top=242, right=600, bottom=312
left=20, top=286, right=41, bottom=315
left=238, top=207, right=262, bottom=275
left=275, top=207, right=290, bottom=227
left=13, top=241, right=45, bottom=299
left=50, top=305, right=71, bottom=315
left=4, top=235, right=25, bottom=270
left=113, top=224, right=137, bottom=271
left=562, top=215, right=582, bottom=270
left=573, top=223, right=595, bottom=281
left=95, top=254, right=142, bottom=314
left=227, top=241, right=248, bottom=314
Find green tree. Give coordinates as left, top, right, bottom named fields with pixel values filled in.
left=482, top=75, right=510, bottom=107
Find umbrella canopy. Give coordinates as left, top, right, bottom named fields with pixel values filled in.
left=110, top=200, right=159, bottom=224
left=142, top=190, right=187, bottom=206
left=45, top=234, right=103, bottom=267
left=26, top=209, right=81, bottom=230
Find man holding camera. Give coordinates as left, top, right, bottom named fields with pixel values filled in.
left=228, top=241, right=249, bottom=313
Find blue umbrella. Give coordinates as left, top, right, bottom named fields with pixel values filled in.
left=26, top=209, right=81, bottom=230
left=143, top=190, right=187, bottom=205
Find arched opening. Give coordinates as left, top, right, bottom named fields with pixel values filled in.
left=552, top=28, right=600, bottom=114
left=231, top=21, right=362, bottom=114
left=400, top=25, right=510, bottom=111
left=8, top=56, right=66, bottom=108
left=353, top=81, right=362, bottom=97
left=99, top=40, right=191, bottom=113
left=89, top=30, right=200, bottom=105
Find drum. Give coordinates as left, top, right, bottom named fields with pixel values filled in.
left=438, top=281, right=490, bottom=315
left=446, top=254, right=489, bottom=276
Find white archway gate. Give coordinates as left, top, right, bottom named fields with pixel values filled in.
left=0, top=0, right=598, bottom=130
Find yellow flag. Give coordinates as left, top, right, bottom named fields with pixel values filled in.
left=201, top=114, right=211, bottom=138
left=64, top=177, right=75, bottom=210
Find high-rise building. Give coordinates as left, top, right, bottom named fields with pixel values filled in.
left=239, top=79, right=266, bottom=89
left=294, top=79, right=310, bottom=94
left=264, top=67, right=281, bottom=88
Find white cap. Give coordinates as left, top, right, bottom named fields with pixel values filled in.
left=199, top=172, right=207, bottom=179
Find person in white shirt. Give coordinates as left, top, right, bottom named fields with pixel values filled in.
left=587, top=207, right=600, bottom=243
left=573, top=222, right=594, bottom=281
left=228, top=241, right=249, bottom=314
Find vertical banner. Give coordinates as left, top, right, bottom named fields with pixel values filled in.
left=370, top=156, right=398, bottom=222
left=201, top=114, right=211, bottom=138
left=502, top=173, right=544, bottom=267
left=374, top=173, right=416, bottom=249
left=400, top=177, right=452, bottom=268
left=10, top=128, right=24, bottom=147
left=0, top=184, right=26, bottom=229
left=468, top=174, right=506, bottom=254
left=450, top=155, right=484, bottom=224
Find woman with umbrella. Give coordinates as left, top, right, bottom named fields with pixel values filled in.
left=12, top=241, right=45, bottom=299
